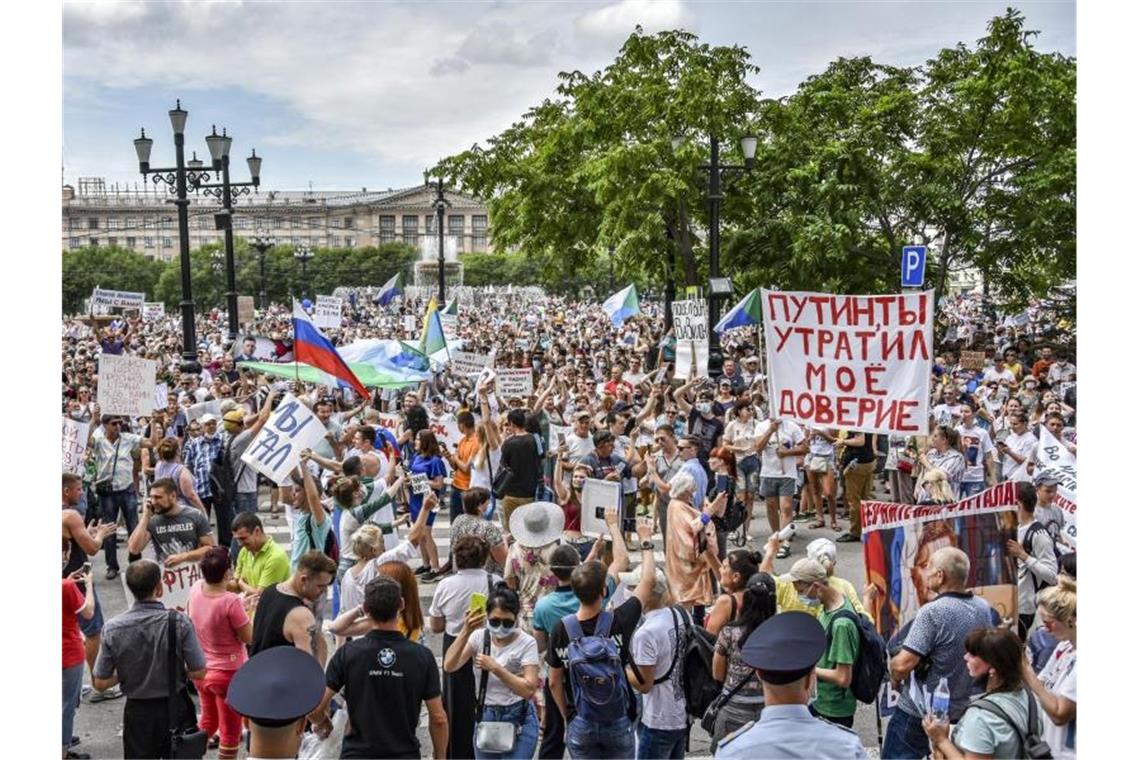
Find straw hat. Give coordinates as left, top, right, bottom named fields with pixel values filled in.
left=509, top=501, right=565, bottom=548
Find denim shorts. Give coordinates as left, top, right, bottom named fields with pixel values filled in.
left=736, top=455, right=760, bottom=493
left=759, top=477, right=796, bottom=499
left=79, top=584, right=104, bottom=637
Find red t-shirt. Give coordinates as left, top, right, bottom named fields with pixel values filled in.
left=62, top=580, right=86, bottom=669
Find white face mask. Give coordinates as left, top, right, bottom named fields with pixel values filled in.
left=696, top=402, right=712, bottom=415
left=488, top=621, right=516, bottom=640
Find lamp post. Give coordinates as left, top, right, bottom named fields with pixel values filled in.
left=676, top=131, right=757, bottom=376
left=251, top=224, right=273, bottom=309
left=190, top=126, right=261, bottom=341
left=432, top=178, right=449, bottom=303
left=294, top=245, right=314, bottom=300
left=133, top=100, right=213, bottom=374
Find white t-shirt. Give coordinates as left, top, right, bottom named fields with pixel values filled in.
left=1036, top=640, right=1076, bottom=760
left=983, top=367, right=1016, bottom=384
left=956, top=425, right=995, bottom=483
left=469, top=448, right=502, bottom=492
left=467, top=628, right=541, bottom=706
left=428, top=569, right=503, bottom=637
left=565, top=431, right=595, bottom=463
left=1000, top=431, right=1037, bottom=481
left=631, top=607, right=689, bottom=730
left=724, top=418, right=760, bottom=456
left=340, top=560, right=379, bottom=613
left=930, top=403, right=957, bottom=428
left=758, top=420, right=805, bottom=479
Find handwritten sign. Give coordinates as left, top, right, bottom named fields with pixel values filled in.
left=120, top=560, right=198, bottom=612
left=439, top=312, right=458, bottom=338
left=1036, top=426, right=1077, bottom=545
left=959, top=350, right=986, bottom=370
left=672, top=300, right=709, bottom=378
left=62, top=418, right=89, bottom=475
left=451, top=350, right=490, bottom=377
left=240, top=393, right=328, bottom=485
left=410, top=473, right=431, bottom=495
left=495, top=368, right=534, bottom=398
left=762, top=289, right=933, bottom=435
left=313, top=296, right=344, bottom=330
left=142, top=302, right=166, bottom=320
left=153, top=383, right=170, bottom=412
left=237, top=295, right=255, bottom=325
left=375, top=413, right=402, bottom=436
left=91, top=288, right=145, bottom=310
left=97, top=354, right=157, bottom=419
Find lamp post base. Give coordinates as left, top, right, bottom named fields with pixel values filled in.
left=180, top=355, right=202, bottom=375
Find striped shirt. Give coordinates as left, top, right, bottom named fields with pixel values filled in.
left=183, top=434, right=224, bottom=498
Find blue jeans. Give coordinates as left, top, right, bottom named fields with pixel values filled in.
left=959, top=480, right=986, bottom=497
left=881, top=708, right=931, bottom=759
left=473, top=700, right=539, bottom=760
left=449, top=487, right=466, bottom=521
left=100, top=488, right=139, bottom=571
left=228, top=492, right=259, bottom=564
left=636, top=723, right=686, bottom=760
left=566, top=714, right=634, bottom=760
left=63, top=663, right=84, bottom=749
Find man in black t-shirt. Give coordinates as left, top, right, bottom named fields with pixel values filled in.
left=312, top=575, right=448, bottom=759
left=547, top=518, right=658, bottom=758
left=500, top=408, right=541, bottom=532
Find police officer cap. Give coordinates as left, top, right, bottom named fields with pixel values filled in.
left=740, top=611, right=826, bottom=684
left=226, top=647, right=326, bottom=727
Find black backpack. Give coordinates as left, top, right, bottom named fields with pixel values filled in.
left=209, top=437, right=244, bottom=508
left=1021, top=522, right=1063, bottom=592
left=662, top=606, right=721, bottom=719
left=824, top=608, right=888, bottom=704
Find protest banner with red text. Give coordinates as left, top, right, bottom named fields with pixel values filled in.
left=761, top=289, right=934, bottom=434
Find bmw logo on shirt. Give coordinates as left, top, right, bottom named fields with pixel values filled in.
left=378, top=648, right=396, bottom=668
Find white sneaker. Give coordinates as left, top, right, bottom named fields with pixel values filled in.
left=88, top=684, right=123, bottom=703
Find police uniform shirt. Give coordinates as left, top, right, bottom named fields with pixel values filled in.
left=716, top=703, right=867, bottom=759
left=325, top=629, right=441, bottom=759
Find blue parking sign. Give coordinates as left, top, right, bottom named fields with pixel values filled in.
left=901, top=245, right=927, bottom=288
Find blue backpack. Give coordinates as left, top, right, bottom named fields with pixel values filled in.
left=562, top=611, right=629, bottom=723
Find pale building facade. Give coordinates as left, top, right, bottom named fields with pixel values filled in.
left=61, top=178, right=492, bottom=260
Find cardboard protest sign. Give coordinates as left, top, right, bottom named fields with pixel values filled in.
left=1035, top=427, right=1077, bottom=544
left=761, top=289, right=934, bottom=435
left=120, top=560, right=198, bottom=613
left=313, top=296, right=344, bottom=330
left=62, top=418, right=89, bottom=475
left=237, top=295, right=255, bottom=325
left=410, top=473, right=431, bottom=495
left=97, top=354, right=157, bottom=419
left=495, top=368, right=534, bottom=398
left=672, top=300, right=709, bottom=378
left=451, top=350, right=490, bottom=377
left=186, top=400, right=222, bottom=423
left=580, top=478, right=623, bottom=537
left=439, top=313, right=458, bottom=338
left=861, top=482, right=1019, bottom=716
left=959, top=350, right=986, bottom=370
left=153, top=383, right=169, bottom=412
left=240, top=393, right=328, bottom=485
left=91, top=288, right=145, bottom=310
left=142, top=302, right=166, bottom=320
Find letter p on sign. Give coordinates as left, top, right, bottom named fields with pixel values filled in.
left=901, top=245, right=926, bottom=288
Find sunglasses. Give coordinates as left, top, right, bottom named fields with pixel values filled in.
left=487, top=618, right=515, bottom=629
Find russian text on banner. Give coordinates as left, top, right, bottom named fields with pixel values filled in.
left=97, top=354, right=157, bottom=419
left=63, top=418, right=90, bottom=475
left=240, top=393, right=328, bottom=485
left=761, top=289, right=934, bottom=435
left=672, top=299, right=709, bottom=378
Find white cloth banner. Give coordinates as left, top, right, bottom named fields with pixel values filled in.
left=240, top=393, right=329, bottom=485
left=761, top=289, right=934, bottom=435
left=1035, top=426, right=1077, bottom=545
left=91, top=288, right=145, bottom=310
left=142, top=302, right=165, bottom=320
left=97, top=354, right=157, bottom=419
left=313, top=296, right=344, bottom=330
left=186, top=400, right=223, bottom=423
left=451, top=350, right=490, bottom=377
left=62, top=418, right=89, bottom=475
left=672, top=300, right=709, bottom=378
left=495, top=368, right=534, bottom=398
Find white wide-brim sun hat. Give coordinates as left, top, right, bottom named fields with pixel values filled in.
left=509, top=501, right=565, bottom=548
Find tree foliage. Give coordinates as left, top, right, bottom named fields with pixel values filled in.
left=62, top=246, right=166, bottom=314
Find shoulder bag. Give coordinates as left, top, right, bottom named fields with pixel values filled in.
left=95, top=438, right=121, bottom=496
left=166, top=610, right=208, bottom=759
left=473, top=630, right=519, bottom=753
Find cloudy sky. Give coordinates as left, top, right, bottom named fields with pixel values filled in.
left=63, top=0, right=1074, bottom=192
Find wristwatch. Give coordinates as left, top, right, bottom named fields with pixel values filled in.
left=640, top=541, right=655, bottom=551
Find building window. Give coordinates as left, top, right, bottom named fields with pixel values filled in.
left=125, top=237, right=137, bottom=250
left=331, top=236, right=341, bottom=248
left=124, top=217, right=136, bottom=229
left=67, top=217, right=76, bottom=231
left=448, top=215, right=465, bottom=253
left=89, top=238, right=99, bottom=247
left=402, top=215, right=419, bottom=246
left=108, top=218, right=120, bottom=230
left=344, top=216, right=354, bottom=229
left=69, top=237, right=80, bottom=250
left=145, top=238, right=155, bottom=248
left=87, top=218, right=99, bottom=230
left=345, top=237, right=355, bottom=248
left=425, top=215, right=436, bottom=234
left=162, top=218, right=173, bottom=230
left=379, top=215, right=395, bottom=243
left=108, top=237, right=118, bottom=248
left=473, top=215, right=488, bottom=250
left=291, top=236, right=301, bottom=245
left=162, top=237, right=173, bottom=248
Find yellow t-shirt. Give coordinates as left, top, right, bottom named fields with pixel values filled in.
left=775, top=575, right=869, bottom=619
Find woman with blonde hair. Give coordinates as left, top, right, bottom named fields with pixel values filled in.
left=339, top=524, right=382, bottom=615
left=916, top=467, right=956, bottom=505
left=1022, top=577, right=1077, bottom=759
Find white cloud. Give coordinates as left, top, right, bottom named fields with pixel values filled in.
left=576, top=0, right=695, bottom=42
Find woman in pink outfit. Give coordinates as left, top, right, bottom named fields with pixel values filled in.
left=186, top=546, right=252, bottom=760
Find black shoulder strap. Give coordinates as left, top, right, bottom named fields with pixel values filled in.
left=654, top=606, right=686, bottom=685
left=166, top=610, right=182, bottom=737
left=475, top=630, right=491, bottom=721
left=824, top=608, right=861, bottom=640
left=730, top=594, right=738, bottom=622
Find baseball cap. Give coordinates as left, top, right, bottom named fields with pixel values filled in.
left=781, top=558, right=828, bottom=585
left=223, top=410, right=245, bottom=425
left=617, top=565, right=668, bottom=595
left=198, top=413, right=218, bottom=424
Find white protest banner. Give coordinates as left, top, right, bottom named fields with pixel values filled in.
left=120, top=561, right=198, bottom=613
left=153, top=383, right=169, bottom=412
left=761, top=289, right=933, bottom=435
left=1035, top=426, right=1077, bottom=545
left=97, top=354, right=157, bottom=419
left=186, top=400, right=222, bottom=423
left=237, top=295, right=255, bottom=325
left=495, top=368, right=534, bottom=398
left=410, top=473, right=431, bottom=495
left=313, top=296, right=344, bottom=330
left=91, top=288, right=145, bottom=310
left=451, top=350, right=490, bottom=377
left=580, top=478, right=623, bottom=537
left=672, top=300, right=709, bottom=378
left=240, top=393, right=328, bottom=485
left=142, top=302, right=166, bottom=320
left=439, top=313, right=458, bottom=339
left=62, top=417, right=89, bottom=475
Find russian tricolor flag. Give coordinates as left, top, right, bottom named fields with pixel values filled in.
left=292, top=300, right=370, bottom=398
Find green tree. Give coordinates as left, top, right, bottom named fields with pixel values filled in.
left=61, top=246, right=165, bottom=314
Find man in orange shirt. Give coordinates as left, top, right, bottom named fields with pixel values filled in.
left=444, top=411, right=480, bottom=521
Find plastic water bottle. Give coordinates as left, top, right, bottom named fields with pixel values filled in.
left=930, top=677, right=951, bottom=724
